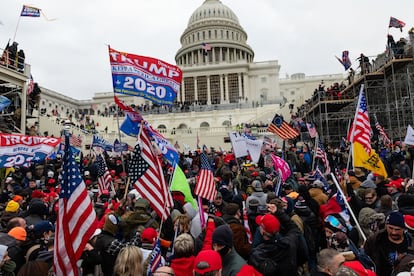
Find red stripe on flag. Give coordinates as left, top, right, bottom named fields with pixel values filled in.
left=194, top=153, right=216, bottom=201
left=131, top=130, right=173, bottom=221
left=54, top=140, right=97, bottom=276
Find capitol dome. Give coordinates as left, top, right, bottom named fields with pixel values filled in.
left=188, top=0, right=240, bottom=26
left=175, top=0, right=254, bottom=66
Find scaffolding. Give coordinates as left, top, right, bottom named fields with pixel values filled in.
left=299, top=35, right=414, bottom=147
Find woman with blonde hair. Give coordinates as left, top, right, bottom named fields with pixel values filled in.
left=113, top=245, right=143, bottom=276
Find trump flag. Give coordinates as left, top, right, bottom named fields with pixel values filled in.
left=109, top=47, right=182, bottom=105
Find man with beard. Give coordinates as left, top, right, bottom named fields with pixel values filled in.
left=364, top=211, right=414, bottom=276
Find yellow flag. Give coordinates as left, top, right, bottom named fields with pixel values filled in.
left=353, top=142, right=388, bottom=177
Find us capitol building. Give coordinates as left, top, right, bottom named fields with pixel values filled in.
left=0, top=0, right=343, bottom=150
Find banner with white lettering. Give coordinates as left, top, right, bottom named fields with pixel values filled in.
left=0, top=134, right=60, bottom=167
left=229, top=132, right=248, bottom=158
left=109, top=47, right=182, bottom=105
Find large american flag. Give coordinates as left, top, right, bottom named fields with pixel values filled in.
left=96, top=154, right=112, bottom=194
left=54, top=136, right=97, bottom=276
left=267, top=114, right=299, bottom=140
left=349, top=85, right=372, bottom=153
left=129, top=129, right=173, bottom=221
left=316, top=136, right=331, bottom=174
left=194, top=153, right=216, bottom=201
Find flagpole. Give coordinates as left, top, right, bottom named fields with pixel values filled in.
left=330, top=172, right=367, bottom=242
left=346, top=84, right=364, bottom=173
left=12, top=11, right=22, bottom=42
left=312, top=134, right=318, bottom=171
left=108, top=45, right=128, bottom=178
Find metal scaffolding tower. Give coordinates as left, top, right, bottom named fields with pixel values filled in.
left=299, top=36, right=414, bottom=147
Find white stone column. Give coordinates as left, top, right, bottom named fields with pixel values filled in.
left=194, top=77, right=198, bottom=101
left=243, top=73, right=249, bottom=101
left=220, top=74, right=224, bottom=103
left=181, top=79, right=185, bottom=103
left=238, top=73, right=243, bottom=99
left=207, top=75, right=211, bottom=105
left=225, top=74, right=229, bottom=103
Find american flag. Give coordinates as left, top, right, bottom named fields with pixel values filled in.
left=27, top=75, right=34, bottom=96
left=96, top=154, right=112, bottom=194
left=374, top=114, right=391, bottom=145
left=267, top=114, right=299, bottom=140
left=194, top=153, right=216, bottom=201
left=202, top=42, right=212, bottom=51
left=349, top=85, right=372, bottom=153
left=389, top=16, right=406, bottom=31
left=129, top=129, right=173, bottom=221
left=69, top=133, right=82, bottom=148
left=316, top=137, right=331, bottom=174
left=146, top=239, right=162, bottom=276
left=54, top=135, right=97, bottom=276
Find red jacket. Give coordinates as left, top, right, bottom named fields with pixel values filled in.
left=170, top=256, right=195, bottom=276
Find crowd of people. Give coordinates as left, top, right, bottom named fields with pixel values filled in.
left=1, top=139, right=414, bottom=275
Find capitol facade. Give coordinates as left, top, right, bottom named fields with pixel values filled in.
left=1, top=0, right=344, bottom=150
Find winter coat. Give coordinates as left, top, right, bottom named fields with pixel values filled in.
left=249, top=212, right=301, bottom=276
left=364, top=229, right=414, bottom=276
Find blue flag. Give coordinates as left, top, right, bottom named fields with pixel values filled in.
left=113, top=139, right=129, bottom=152
left=0, top=96, right=11, bottom=112
left=147, top=238, right=162, bottom=276
left=120, top=115, right=140, bottom=137
left=92, top=135, right=113, bottom=151
left=146, top=124, right=179, bottom=166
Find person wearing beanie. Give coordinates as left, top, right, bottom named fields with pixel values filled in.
left=212, top=224, right=245, bottom=276
left=364, top=211, right=414, bottom=276
left=222, top=203, right=251, bottom=260
left=8, top=226, right=26, bottom=242
left=95, top=213, right=119, bottom=276
left=246, top=179, right=267, bottom=215
left=249, top=202, right=301, bottom=276
left=1, top=200, right=20, bottom=227
left=7, top=226, right=27, bottom=273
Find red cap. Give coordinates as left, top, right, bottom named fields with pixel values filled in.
left=194, top=250, right=222, bottom=274
left=255, top=214, right=280, bottom=234
left=405, top=214, right=414, bottom=230
left=31, top=190, right=44, bottom=199
left=385, top=180, right=402, bottom=189
left=236, top=264, right=263, bottom=276
left=341, top=261, right=376, bottom=276
left=141, top=227, right=158, bottom=243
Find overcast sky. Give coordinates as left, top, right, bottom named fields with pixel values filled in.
left=1, top=0, right=413, bottom=100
